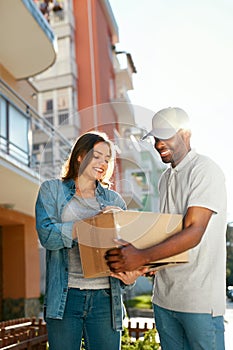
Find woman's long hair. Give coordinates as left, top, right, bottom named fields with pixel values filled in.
left=61, top=131, right=115, bottom=186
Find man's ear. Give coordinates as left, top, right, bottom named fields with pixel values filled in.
left=182, top=130, right=192, bottom=149
left=183, top=129, right=192, bottom=139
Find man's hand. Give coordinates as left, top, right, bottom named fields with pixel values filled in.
left=105, top=242, right=147, bottom=272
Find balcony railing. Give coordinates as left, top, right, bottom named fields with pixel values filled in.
left=0, top=78, right=71, bottom=179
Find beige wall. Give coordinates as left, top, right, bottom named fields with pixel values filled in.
left=0, top=63, right=38, bottom=109
left=0, top=208, right=40, bottom=300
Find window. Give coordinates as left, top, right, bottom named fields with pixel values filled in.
left=58, top=110, right=69, bottom=125
left=46, top=99, right=53, bottom=112
left=33, top=144, right=40, bottom=151
left=44, top=150, right=53, bottom=164
left=58, top=88, right=69, bottom=125
left=9, top=104, right=29, bottom=164
left=58, top=88, right=69, bottom=109
left=42, top=92, right=53, bottom=114
left=45, top=115, right=54, bottom=125
left=0, top=97, right=7, bottom=150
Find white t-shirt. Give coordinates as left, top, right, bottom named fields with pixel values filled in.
left=152, top=149, right=227, bottom=316
left=62, top=195, right=110, bottom=290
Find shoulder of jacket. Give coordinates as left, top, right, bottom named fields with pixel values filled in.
left=43, top=178, right=60, bottom=185
left=97, top=182, right=125, bottom=199
left=40, top=178, right=62, bottom=189
left=104, top=187, right=120, bottom=198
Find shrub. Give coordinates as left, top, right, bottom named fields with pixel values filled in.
left=124, top=294, right=152, bottom=309
left=80, top=327, right=160, bottom=349
left=121, top=327, right=160, bottom=350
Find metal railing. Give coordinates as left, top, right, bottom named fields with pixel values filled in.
left=0, top=78, right=72, bottom=179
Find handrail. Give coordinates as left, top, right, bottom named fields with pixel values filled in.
left=0, top=78, right=71, bottom=147
left=0, top=317, right=47, bottom=349
left=0, top=78, right=72, bottom=179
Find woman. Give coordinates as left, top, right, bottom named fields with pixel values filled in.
left=35, top=131, right=143, bottom=350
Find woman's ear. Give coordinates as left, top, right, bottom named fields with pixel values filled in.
left=77, top=155, right=82, bottom=162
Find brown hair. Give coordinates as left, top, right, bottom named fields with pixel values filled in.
left=61, top=131, right=115, bottom=185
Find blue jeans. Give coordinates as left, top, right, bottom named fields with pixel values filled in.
left=153, top=304, right=225, bottom=350
left=46, top=288, right=121, bottom=350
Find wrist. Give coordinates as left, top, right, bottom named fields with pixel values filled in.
left=142, top=248, right=153, bottom=266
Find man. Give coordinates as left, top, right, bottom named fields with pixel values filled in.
left=105, top=107, right=227, bottom=349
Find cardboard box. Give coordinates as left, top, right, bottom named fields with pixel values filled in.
left=76, top=210, right=188, bottom=278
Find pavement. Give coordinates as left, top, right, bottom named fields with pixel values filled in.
left=124, top=299, right=233, bottom=349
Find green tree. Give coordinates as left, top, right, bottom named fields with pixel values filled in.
left=226, top=223, right=233, bottom=286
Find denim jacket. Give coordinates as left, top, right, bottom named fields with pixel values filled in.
left=35, top=178, right=129, bottom=331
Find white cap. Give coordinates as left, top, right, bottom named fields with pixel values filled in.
left=142, top=107, right=190, bottom=140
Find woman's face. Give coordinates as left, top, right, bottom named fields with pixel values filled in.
left=80, top=142, right=111, bottom=181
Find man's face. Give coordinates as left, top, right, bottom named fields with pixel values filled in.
left=153, top=129, right=190, bottom=167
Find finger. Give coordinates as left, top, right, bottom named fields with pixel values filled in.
left=105, top=253, right=121, bottom=261
left=106, top=261, right=124, bottom=272
left=138, top=266, right=149, bottom=274
left=144, top=270, right=157, bottom=276
left=104, top=250, right=122, bottom=262
left=105, top=247, right=121, bottom=256
left=113, top=238, right=130, bottom=247
left=109, top=272, right=124, bottom=279
left=102, top=206, right=122, bottom=213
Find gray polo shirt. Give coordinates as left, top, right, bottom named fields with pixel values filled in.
left=152, top=149, right=227, bottom=316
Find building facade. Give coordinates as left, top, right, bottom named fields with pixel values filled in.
left=0, top=0, right=162, bottom=320
left=0, top=0, right=58, bottom=320
left=33, top=0, right=151, bottom=209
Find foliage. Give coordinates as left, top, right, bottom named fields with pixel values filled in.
left=124, top=294, right=152, bottom=310
left=226, top=224, right=233, bottom=286
left=39, top=293, right=45, bottom=306
left=121, top=327, right=160, bottom=350
left=79, top=327, right=160, bottom=349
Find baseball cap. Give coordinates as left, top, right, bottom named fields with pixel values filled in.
left=142, top=107, right=190, bottom=140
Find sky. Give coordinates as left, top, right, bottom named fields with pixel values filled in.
left=109, top=0, right=233, bottom=221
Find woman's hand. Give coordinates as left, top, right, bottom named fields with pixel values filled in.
left=110, top=267, right=148, bottom=285
left=102, top=206, right=123, bottom=213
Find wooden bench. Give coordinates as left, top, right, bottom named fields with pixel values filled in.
left=1, top=317, right=155, bottom=347
left=0, top=318, right=47, bottom=349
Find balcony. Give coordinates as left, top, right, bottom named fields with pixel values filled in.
left=112, top=51, right=137, bottom=125
left=111, top=99, right=135, bottom=126
left=0, top=0, right=57, bottom=79
left=31, top=58, right=77, bottom=91
left=114, top=52, right=136, bottom=92
left=0, top=78, right=71, bottom=216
